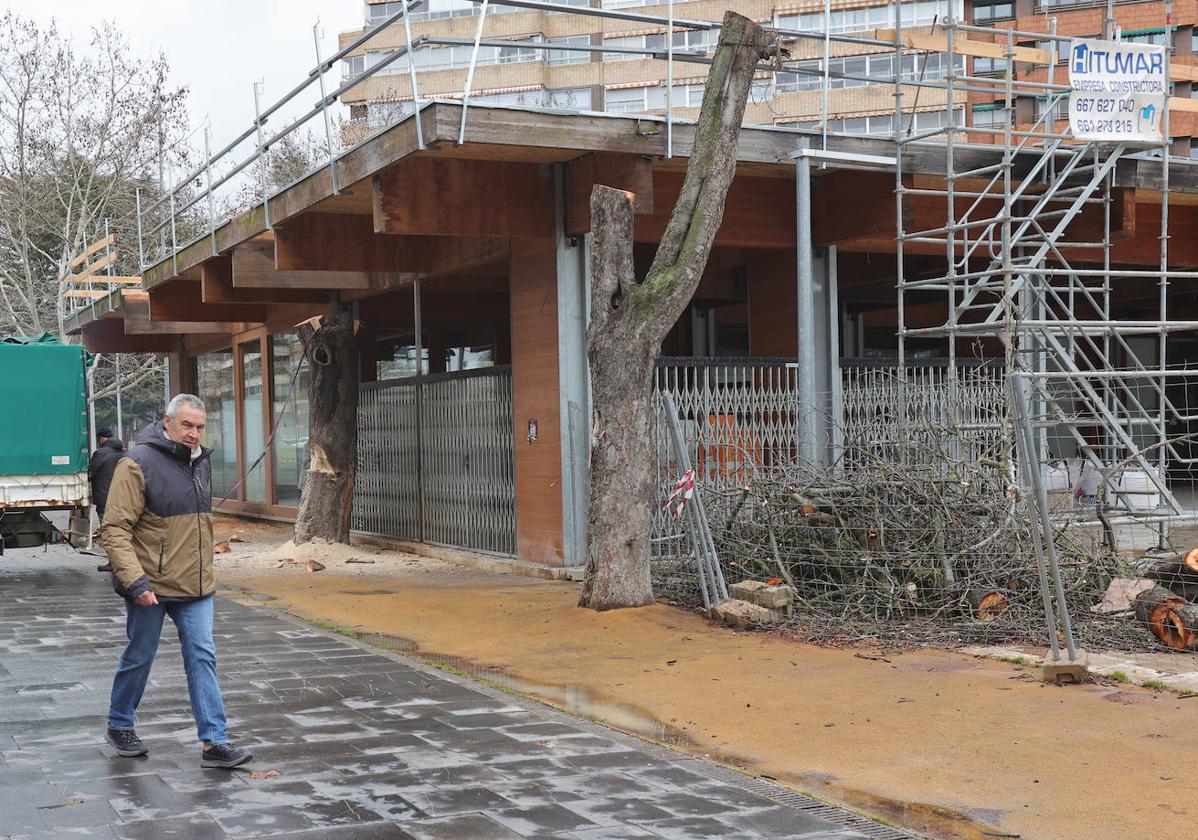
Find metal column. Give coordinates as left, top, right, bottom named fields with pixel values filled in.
left=554, top=165, right=590, bottom=568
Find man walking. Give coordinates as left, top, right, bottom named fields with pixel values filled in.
left=88, top=427, right=125, bottom=573
left=102, top=394, right=252, bottom=769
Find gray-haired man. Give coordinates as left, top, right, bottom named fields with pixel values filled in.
left=102, top=394, right=252, bottom=769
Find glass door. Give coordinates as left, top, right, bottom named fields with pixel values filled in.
left=239, top=339, right=266, bottom=504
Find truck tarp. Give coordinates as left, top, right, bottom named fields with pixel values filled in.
left=0, top=334, right=89, bottom=476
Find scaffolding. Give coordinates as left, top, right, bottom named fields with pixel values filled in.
left=883, top=6, right=1198, bottom=540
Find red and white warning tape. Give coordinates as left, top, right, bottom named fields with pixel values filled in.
left=663, top=469, right=696, bottom=518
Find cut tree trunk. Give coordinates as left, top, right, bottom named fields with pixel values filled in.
left=1134, top=585, right=1188, bottom=643
left=1145, top=559, right=1198, bottom=602
left=294, top=311, right=360, bottom=544
left=967, top=589, right=1009, bottom=622
left=1184, top=548, right=1198, bottom=574
left=579, top=12, right=780, bottom=611
left=1155, top=604, right=1198, bottom=651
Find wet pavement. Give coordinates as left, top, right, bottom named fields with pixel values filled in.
left=0, top=548, right=896, bottom=840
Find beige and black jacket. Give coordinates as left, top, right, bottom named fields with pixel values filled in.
left=102, top=421, right=215, bottom=601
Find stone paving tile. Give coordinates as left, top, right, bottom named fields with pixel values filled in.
left=0, top=553, right=880, bottom=840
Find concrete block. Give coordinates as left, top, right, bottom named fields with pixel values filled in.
left=729, top=580, right=767, bottom=601
left=1042, top=651, right=1089, bottom=684
left=711, top=599, right=775, bottom=627
left=753, top=585, right=794, bottom=609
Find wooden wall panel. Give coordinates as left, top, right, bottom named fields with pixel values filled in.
left=509, top=236, right=564, bottom=567
left=747, top=251, right=797, bottom=357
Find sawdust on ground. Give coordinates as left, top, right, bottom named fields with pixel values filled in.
left=215, top=517, right=1198, bottom=840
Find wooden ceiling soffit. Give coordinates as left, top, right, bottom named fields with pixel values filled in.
left=200, top=254, right=331, bottom=304
left=564, top=152, right=654, bottom=236
left=373, top=158, right=554, bottom=238
left=275, top=212, right=509, bottom=278
left=148, top=276, right=268, bottom=324
left=231, top=234, right=395, bottom=290
left=633, top=172, right=796, bottom=249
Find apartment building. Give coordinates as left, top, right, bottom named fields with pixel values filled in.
left=338, top=0, right=965, bottom=138
left=965, top=0, right=1198, bottom=153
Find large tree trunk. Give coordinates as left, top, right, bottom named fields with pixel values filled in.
left=580, top=13, right=780, bottom=610
left=294, top=310, right=360, bottom=544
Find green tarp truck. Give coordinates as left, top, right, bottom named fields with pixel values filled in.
left=0, top=333, right=92, bottom=552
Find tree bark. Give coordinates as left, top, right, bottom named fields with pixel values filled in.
left=294, top=310, right=360, bottom=544
left=579, top=12, right=780, bottom=611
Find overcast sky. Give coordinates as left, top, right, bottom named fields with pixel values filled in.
left=5, top=0, right=366, bottom=147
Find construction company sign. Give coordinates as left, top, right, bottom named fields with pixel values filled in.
left=1068, top=38, right=1167, bottom=144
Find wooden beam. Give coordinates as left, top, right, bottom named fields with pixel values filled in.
left=200, top=254, right=331, bottom=304
left=81, top=318, right=175, bottom=353
left=373, top=158, right=554, bottom=238
left=274, top=212, right=509, bottom=277
left=564, top=152, right=655, bottom=236
left=148, top=277, right=268, bottom=323
left=65, top=251, right=118, bottom=283
left=64, top=289, right=109, bottom=299
left=275, top=213, right=413, bottom=272
left=69, top=234, right=114, bottom=270
left=232, top=235, right=385, bottom=289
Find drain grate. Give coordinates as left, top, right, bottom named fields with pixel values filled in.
left=337, top=589, right=398, bottom=596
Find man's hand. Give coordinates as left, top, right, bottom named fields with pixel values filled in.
left=134, top=591, right=159, bottom=607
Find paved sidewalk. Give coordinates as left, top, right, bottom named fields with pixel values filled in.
left=0, top=549, right=900, bottom=840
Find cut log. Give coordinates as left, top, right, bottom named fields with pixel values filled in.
left=1184, top=548, right=1198, bottom=574
left=1155, top=604, right=1198, bottom=651
left=968, top=590, right=1009, bottom=622
left=1134, top=586, right=1188, bottom=643
left=1145, top=560, right=1198, bottom=602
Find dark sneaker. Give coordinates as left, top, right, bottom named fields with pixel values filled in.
left=106, top=727, right=147, bottom=757
left=201, top=742, right=253, bottom=769
left=97, top=562, right=112, bottom=572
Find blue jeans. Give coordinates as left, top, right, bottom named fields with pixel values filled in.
left=107, top=595, right=228, bottom=745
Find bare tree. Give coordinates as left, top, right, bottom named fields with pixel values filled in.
left=580, top=13, right=781, bottom=610
left=0, top=13, right=190, bottom=415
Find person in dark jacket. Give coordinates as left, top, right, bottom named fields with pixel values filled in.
left=88, top=428, right=126, bottom=573
left=102, top=394, right=252, bottom=769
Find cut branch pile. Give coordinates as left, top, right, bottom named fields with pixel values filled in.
left=660, top=414, right=1145, bottom=647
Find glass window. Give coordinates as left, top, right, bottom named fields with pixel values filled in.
left=1124, top=29, right=1169, bottom=47
left=605, top=86, right=648, bottom=113
left=240, top=342, right=265, bottom=504
left=972, top=104, right=1009, bottom=127
left=377, top=331, right=429, bottom=380
left=974, top=56, right=1009, bottom=75
left=546, top=35, right=590, bottom=66
left=442, top=331, right=497, bottom=372
left=194, top=349, right=237, bottom=501
left=974, top=0, right=1013, bottom=22
left=270, top=334, right=311, bottom=509
left=543, top=86, right=593, bottom=109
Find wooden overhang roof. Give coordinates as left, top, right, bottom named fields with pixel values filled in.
left=63, top=99, right=1198, bottom=339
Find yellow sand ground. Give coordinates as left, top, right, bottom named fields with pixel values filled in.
left=217, top=525, right=1197, bottom=840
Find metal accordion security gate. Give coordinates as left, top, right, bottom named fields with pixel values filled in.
left=352, top=366, right=516, bottom=556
